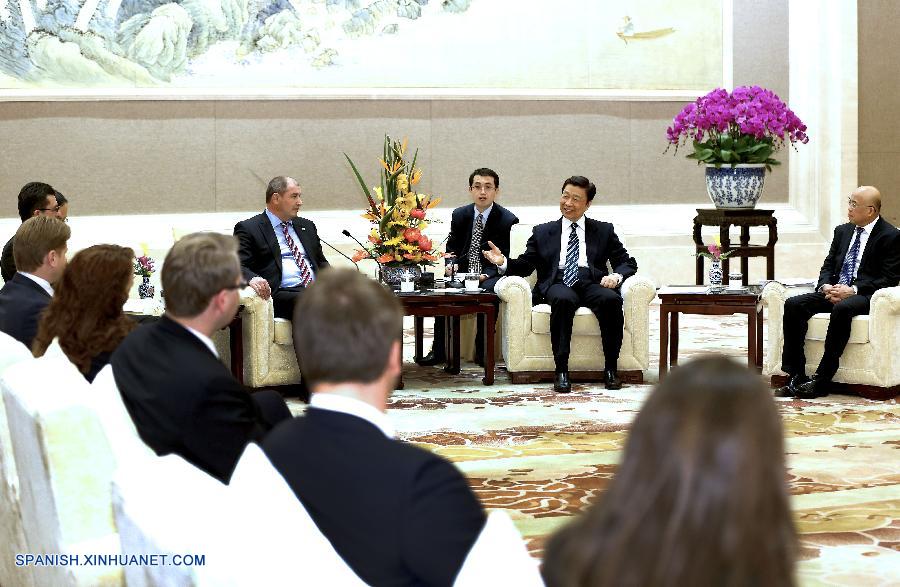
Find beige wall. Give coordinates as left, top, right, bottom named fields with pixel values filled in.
left=0, top=0, right=789, bottom=220
left=859, top=0, right=900, bottom=226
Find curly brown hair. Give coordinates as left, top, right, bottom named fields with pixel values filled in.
left=33, top=244, right=137, bottom=375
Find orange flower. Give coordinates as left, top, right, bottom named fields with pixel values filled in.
left=404, top=228, right=421, bottom=243
left=422, top=253, right=439, bottom=262
left=368, top=234, right=382, bottom=244
left=377, top=253, right=394, bottom=264
left=410, top=208, right=425, bottom=220
left=351, top=250, right=369, bottom=263
left=418, top=236, right=432, bottom=251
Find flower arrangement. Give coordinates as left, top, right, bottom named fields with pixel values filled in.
left=133, top=247, right=155, bottom=277
left=696, top=237, right=734, bottom=262
left=344, top=135, right=441, bottom=267
left=666, top=85, right=808, bottom=170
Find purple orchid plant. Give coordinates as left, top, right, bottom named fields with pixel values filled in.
left=133, top=255, right=155, bottom=277
left=666, top=86, right=809, bottom=170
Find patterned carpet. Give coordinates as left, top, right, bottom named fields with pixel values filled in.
left=381, top=305, right=900, bottom=586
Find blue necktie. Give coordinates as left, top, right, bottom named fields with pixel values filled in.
left=563, top=223, right=579, bottom=287
left=838, top=226, right=864, bottom=285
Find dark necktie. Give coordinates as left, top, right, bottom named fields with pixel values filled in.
left=281, top=222, right=313, bottom=287
left=838, top=226, right=864, bottom=286
left=563, top=223, right=579, bottom=287
left=468, top=213, right=484, bottom=275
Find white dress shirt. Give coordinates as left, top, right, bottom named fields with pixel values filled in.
left=846, top=216, right=879, bottom=281
left=558, top=215, right=588, bottom=268
left=310, top=393, right=395, bottom=439
left=18, top=272, right=54, bottom=296
left=184, top=325, right=219, bottom=358
left=472, top=203, right=493, bottom=224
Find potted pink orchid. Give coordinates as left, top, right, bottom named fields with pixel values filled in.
left=696, top=237, right=733, bottom=287
left=666, top=85, right=808, bottom=209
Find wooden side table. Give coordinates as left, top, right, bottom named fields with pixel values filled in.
left=658, top=286, right=763, bottom=379
left=693, top=208, right=777, bottom=286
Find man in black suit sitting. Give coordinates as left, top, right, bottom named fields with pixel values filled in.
left=776, top=186, right=900, bottom=399
left=233, top=176, right=329, bottom=320
left=419, top=167, right=519, bottom=366
left=0, top=215, right=69, bottom=348
left=2, top=182, right=63, bottom=283
left=111, top=233, right=291, bottom=483
left=263, top=269, right=485, bottom=587
left=483, top=176, right=638, bottom=393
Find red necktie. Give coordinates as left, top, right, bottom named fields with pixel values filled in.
left=281, top=222, right=313, bottom=287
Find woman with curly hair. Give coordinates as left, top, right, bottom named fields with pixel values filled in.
left=541, top=355, right=797, bottom=587
left=33, top=244, right=136, bottom=381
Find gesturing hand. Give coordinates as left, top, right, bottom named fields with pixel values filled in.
left=482, top=241, right=505, bottom=266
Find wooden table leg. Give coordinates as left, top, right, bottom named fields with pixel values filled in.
left=740, top=225, right=750, bottom=285
left=659, top=306, right=669, bottom=379
left=445, top=315, right=461, bottom=374
left=747, top=309, right=757, bottom=368
left=414, top=316, right=424, bottom=362
left=482, top=305, right=496, bottom=385
left=670, top=311, right=679, bottom=367
left=720, top=224, right=731, bottom=278
left=756, top=304, right=764, bottom=369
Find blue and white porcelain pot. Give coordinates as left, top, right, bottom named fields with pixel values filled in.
left=704, top=163, right=767, bottom=209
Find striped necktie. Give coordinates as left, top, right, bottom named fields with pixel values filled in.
left=563, top=223, right=579, bottom=287
left=281, top=222, right=314, bottom=287
left=838, top=225, right=864, bottom=285
left=468, top=213, right=484, bottom=275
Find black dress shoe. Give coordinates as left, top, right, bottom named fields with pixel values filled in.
left=604, top=369, right=622, bottom=390
left=774, top=374, right=809, bottom=398
left=795, top=375, right=829, bottom=399
left=554, top=371, right=571, bottom=393
left=416, top=350, right=445, bottom=367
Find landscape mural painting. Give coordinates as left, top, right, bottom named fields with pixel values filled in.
left=0, top=0, right=724, bottom=97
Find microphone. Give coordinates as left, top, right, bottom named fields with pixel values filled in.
left=342, top=229, right=370, bottom=253
left=320, top=236, right=360, bottom=271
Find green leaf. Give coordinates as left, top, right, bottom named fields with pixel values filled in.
left=343, top=152, right=373, bottom=203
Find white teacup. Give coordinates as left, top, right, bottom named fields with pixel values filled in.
left=399, top=280, right=415, bottom=293
left=464, top=277, right=480, bottom=291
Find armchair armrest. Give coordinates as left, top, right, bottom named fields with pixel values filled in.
left=761, top=282, right=788, bottom=376
left=620, top=275, right=655, bottom=371
left=495, top=276, right=533, bottom=342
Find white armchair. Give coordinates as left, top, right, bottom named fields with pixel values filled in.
left=238, top=290, right=302, bottom=388
left=763, top=282, right=900, bottom=399
left=496, top=225, right=656, bottom=384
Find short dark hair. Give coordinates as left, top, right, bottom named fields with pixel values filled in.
left=292, top=269, right=403, bottom=386
left=162, top=233, right=241, bottom=318
left=469, top=168, right=500, bottom=188
left=17, top=182, right=56, bottom=221
left=562, top=176, right=596, bottom=202
left=265, top=176, right=296, bottom=203
left=542, top=356, right=796, bottom=587
left=13, top=216, right=70, bottom=272
left=53, top=190, right=68, bottom=206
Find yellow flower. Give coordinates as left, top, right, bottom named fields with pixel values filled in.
left=140, top=242, right=149, bottom=256
left=384, top=235, right=404, bottom=246
left=410, top=168, right=422, bottom=186
left=397, top=173, right=409, bottom=194
left=374, top=186, right=383, bottom=201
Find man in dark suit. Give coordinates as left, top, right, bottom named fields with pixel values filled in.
left=418, top=167, right=519, bottom=366
left=0, top=215, right=69, bottom=347
left=776, top=186, right=900, bottom=399
left=2, top=182, right=62, bottom=282
left=263, top=269, right=485, bottom=587
left=484, top=176, right=638, bottom=393
left=111, top=233, right=291, bottom=483
left=233, top=176, right=329, bottom=320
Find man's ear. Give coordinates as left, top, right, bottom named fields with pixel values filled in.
left=32, top=209, right=41, bottom=217
left=386, top=340, right=402, bottom=377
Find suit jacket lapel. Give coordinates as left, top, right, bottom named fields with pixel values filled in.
left=461, top=204, right=475, bottom=255
left=548, top=219, right=563, bottom=268
left=293, top=218, right=317, bottom=271
left=585, top=218, right=599, bottom=265
left=258, top=213, right=282, bottom=269
left=857, top=217, right=885, bottom=268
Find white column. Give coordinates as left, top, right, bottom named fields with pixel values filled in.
left=789, top=0, right=858, bottom=235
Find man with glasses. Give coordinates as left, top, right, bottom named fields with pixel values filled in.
left=776, top=186, right=900, bottom=399
left=483, top=176, right=638, bottom=393
left=417, top=168, right=518, bottom=366
left=111, top=233, right=291, bottom=483
left=2, top=181, right=63, bottom=282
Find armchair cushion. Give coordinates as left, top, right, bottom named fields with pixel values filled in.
left=807, top=314, right=870, bottom=344
left=273, top=318, right=293, bottom=345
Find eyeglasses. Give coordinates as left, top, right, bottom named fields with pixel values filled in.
left=224, top=280, right=249, bottom=291
left=38, top=205, right=62, bottom=213
left=470, top=184, right=496, bottom=192
left=847, top=198, right=874, bottom=210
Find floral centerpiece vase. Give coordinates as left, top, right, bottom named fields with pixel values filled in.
left=667, top=85, right=808, bottom=209
left=697, top=238, right=732, bottom=291
left=134, top=253, right=156, bottom=299
left=345, top=135, right=441, bottom=288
